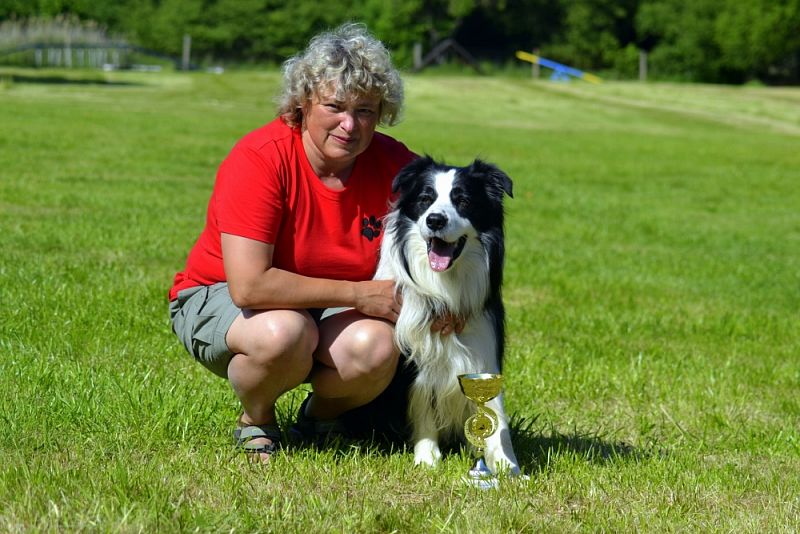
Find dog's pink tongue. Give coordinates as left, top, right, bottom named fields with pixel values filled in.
left=428, top=239, right=455, bottom=272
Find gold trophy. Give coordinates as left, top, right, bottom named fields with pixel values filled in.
left=458, top=373, right=503, bottom=489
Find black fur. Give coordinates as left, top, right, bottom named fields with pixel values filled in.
left=392, top=156, right=513, bottom=367
left=352, top=156, right=514, bottom=447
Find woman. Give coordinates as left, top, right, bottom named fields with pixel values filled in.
left=169, top=23, right=417, bottom=461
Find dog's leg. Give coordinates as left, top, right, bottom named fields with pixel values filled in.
left=483, top=394, right=521, bottom=475
left=459, top=318, right=520, bottom=474
left=409, top=386, right=441, bottom=467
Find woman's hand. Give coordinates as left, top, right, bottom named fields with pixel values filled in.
left=431, top=313, right=465, bottom=336
left=349, top=279, right=464, bottom=334
left=353, top=280, right=402, bottom=323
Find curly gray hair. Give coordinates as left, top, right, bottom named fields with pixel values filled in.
left=277, top=23, right=404, bottom=128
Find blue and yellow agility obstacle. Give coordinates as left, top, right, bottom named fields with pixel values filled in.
left=515, top=50, right=602, bottom=84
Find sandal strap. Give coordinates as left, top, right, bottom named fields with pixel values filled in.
left=234, top=423, right=282, bottom=454
left=234, top=423, right=282, bottom=442
left=240, top=440, right=278, bottom=455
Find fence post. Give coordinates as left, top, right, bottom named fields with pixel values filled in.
left=639, top=49, right=647, bottom=81
left=65, top=34, right=72, bottom=68
left=413, top=42, right=422, bottom=71
left=182, top=34, right=192, bottom=71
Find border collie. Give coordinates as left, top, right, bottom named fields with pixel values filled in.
left=375, top=156, right=521, bottom=475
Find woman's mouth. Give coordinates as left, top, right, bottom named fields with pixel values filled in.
left=331, top=134, right=355, bottom=145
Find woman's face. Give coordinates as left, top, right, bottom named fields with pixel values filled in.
left=302, top=86, right=381, bottom=175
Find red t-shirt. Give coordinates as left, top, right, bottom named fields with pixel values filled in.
left=169, top=118, right=416, bottom=301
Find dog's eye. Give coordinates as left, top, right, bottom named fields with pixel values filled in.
left=456, top=197, right=470, bottom=210
left=418, top=194, right=434, bottom=205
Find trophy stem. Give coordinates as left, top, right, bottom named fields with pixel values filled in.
left=466, top=457, right=498, bottom=490
left=458, top=373, right=504, bottom=490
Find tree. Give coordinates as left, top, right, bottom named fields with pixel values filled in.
left=714, top=0, right=800, bottom=82
left=553, top=0, right=640, bottom=69
left=453, top=0, right=563, bottom=62
left=2, top=0, right=798, bottom=83
left=636, top=0, right=726, bottom=81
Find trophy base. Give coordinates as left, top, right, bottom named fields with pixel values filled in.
left=463, top=457, right=499, bottom=490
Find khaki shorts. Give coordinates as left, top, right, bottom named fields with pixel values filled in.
left=169, top=282, right=241, bottom=378
left=169, top=282, right=351, bottom=379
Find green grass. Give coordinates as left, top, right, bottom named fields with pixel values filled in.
left=1, top=67, right=798, bottom=532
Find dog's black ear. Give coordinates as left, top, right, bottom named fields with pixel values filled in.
left=392, top=155, right=434, bottom=194
left=469, top=159, right=514, bottom=199
left=392, top=155, right=434, bottom=193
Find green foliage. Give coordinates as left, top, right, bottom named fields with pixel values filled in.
left=714, top=0, right=800, bottom=81
left=637, top=0, right=800, bottom=82
left=637, top=0, right=726, bottom=81
left=452, top=0, right=563, bottom=62
left=1, top=0, right=799, bottom=82
left=548, top=0, right=639, bottom=69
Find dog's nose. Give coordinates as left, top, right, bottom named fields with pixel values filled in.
left=426, top=213, right=447, bottom=231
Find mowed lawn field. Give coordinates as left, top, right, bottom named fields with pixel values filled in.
left=1, top=67, right=798, bottom=532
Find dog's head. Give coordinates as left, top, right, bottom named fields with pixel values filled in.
left=391, top=156, right=513, bottom=272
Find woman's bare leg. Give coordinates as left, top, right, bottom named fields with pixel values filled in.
left=306, top=310, right=399, bottom=420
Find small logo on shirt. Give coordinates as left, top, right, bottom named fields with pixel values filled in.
left=361, top=215, right=382, bottom=241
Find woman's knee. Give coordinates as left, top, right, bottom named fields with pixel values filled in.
left=337, top=321, right=399, bottom=378
left=228, top=309, right=318, bottom=368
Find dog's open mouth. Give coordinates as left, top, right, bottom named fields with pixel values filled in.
left=427, top=236, right=467, bottom=272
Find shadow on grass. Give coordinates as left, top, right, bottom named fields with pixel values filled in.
left=278, top=371, right=647, bottom=471
left=2, top=73, right=143, bottom=86
left=276, top=385, right=412, bottom=459
left=510, top=414, right=646, bottom=474
left=283, top=411, right=647, bottom=477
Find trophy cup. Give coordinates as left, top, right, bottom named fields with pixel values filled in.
left=458, top=373, right=503, bottom=489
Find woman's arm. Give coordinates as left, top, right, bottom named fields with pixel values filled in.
left=221, top=233, right=400, bottom=322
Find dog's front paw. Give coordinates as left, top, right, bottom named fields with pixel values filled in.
left=413, top=439, right=442, bottom=467
left=486, top=450, right=522, bottom=476
left=492, top=460, right=522, bottom=477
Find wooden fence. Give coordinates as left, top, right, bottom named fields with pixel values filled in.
left=0, top=43, right=185, bottom=70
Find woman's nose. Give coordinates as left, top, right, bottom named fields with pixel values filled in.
left=339, top=112, right=355, bottom=132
